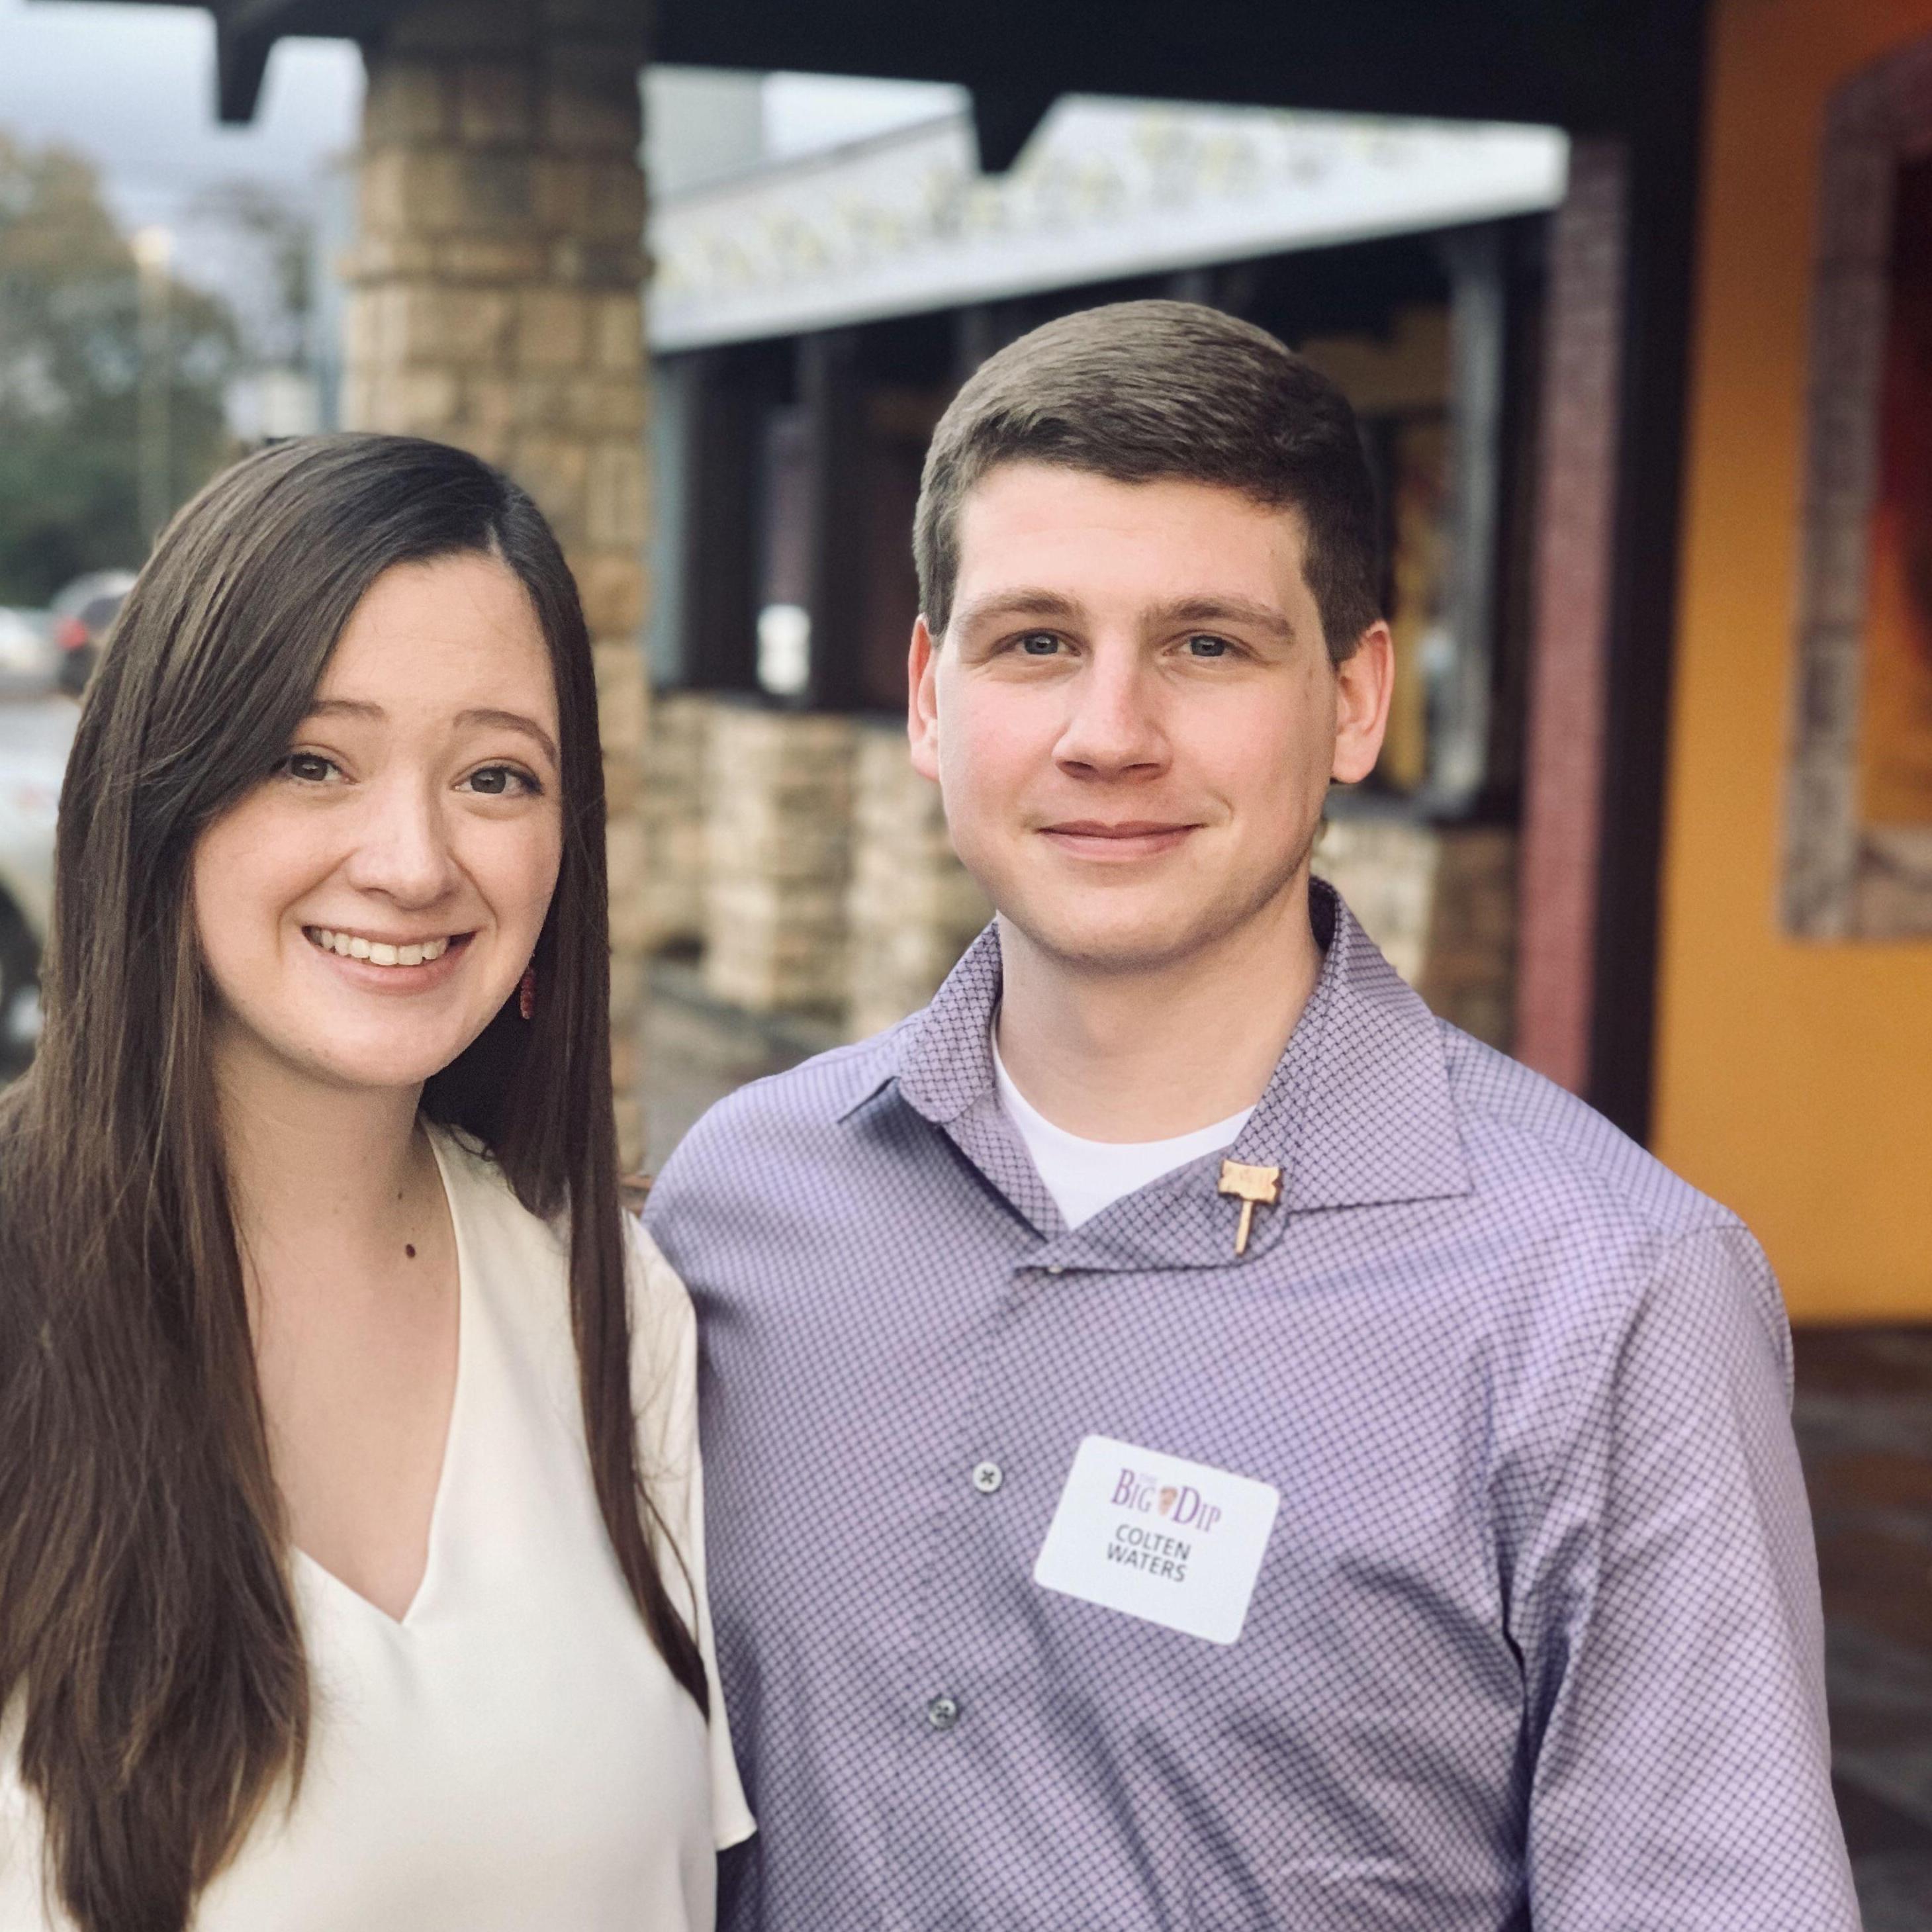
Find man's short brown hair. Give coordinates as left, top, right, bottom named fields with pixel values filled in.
left=914, top=300, right=1382, bottom=661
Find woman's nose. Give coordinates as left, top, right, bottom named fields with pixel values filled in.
left=341, top=780, right=460, bottom=905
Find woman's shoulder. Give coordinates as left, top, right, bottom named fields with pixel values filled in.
left=623, top=1205, right=694, bottom=1357
left=621, top=1209, right=700, bottom=1467
left=425, top=1123, right=696, bottom=1433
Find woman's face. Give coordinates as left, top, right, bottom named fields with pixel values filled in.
left=192, top=552, right=565, bottom=1097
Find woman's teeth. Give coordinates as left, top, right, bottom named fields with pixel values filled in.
left=306, top=928, right=452, bottom=968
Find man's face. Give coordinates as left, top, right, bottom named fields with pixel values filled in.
left=909, top=462, right=1392, bottom=976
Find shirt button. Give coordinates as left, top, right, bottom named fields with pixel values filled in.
left=926, top=1694, right=961, bottom=1731
left=1044, top=1264, right=1066, bottom=1276
left=972, top=1460, right=1004, bottom=1495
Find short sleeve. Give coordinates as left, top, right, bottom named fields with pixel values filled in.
left=624, top=1214, right=757, bottom=1853
left=1516, top=1224, right=1859, bottom=1928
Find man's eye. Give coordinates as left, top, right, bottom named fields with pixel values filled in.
left=281, top=752, right=339, bottom=783
left=1018, top=633, right=1062, bottom=657
left=1186, top=635, right=1231, bottom=658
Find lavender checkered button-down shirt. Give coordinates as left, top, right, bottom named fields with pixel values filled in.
left=648, top=884, right=1859, bottom=1931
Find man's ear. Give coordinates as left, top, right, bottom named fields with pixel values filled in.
left=1331, top=621, right=1395, bottom=785
left=907, top=614, right=941, bottom=782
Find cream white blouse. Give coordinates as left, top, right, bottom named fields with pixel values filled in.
left=0, top=1127, right=753, bottom=1931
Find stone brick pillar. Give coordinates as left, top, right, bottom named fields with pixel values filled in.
left=846, top=722, right=990, bottom=1040
left=1313, top=820, right=1516, bottom=1051
left=639, top=690, right=710, bottom=951
left=702, top=706, right=855, bottom=1015
left=342, top=0, right=654, bottom=1160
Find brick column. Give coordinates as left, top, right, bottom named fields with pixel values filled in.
left=1312, top=821, right=1516, bottom=1052
left=342, top=0, right=654, bottom=1160
left=702, top=705, right=856, bottom=1016
left=847, top=721, right=991, bottom=1040
left=1513, top=140, right=1628, bottom=1095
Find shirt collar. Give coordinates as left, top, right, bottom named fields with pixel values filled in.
left=847, top=878, right=1473, bottom=1267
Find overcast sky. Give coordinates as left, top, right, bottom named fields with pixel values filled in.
left=0, top=0, right=960, bottom=364
left=0, top=0, right=959, bottom=228
left=0, top=0, right=362, bottom=230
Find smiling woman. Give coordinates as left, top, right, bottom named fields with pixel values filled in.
left=0, top=436, right=750, bottom=1932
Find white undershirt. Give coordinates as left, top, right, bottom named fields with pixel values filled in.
left=991, top=1030, right=1254, bottom=1230
left=0, top=1127, right=752, bottom=1932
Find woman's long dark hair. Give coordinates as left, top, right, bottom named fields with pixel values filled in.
left=0, top=435, right=707, bottom=1931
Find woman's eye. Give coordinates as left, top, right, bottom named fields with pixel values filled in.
left=464, top=764, right=539, bottom=798
left=1185, top=634, right=1232, bottom=659
left=281, top=752, right=340, bottom=784
left=1018, top=633, right=1062, bottom=657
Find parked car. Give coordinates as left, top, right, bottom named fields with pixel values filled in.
left=50, top=569, right=136, bottom=696
left=0, top=698, right=79, bottom=1070
left=0, top=608, right=54, bottom=693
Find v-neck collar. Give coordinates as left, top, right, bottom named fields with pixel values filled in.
left=291, top=1123, right=469, bottom=1633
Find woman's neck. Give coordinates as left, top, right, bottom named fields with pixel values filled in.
left=212, top=1022, right=434, bottom=1276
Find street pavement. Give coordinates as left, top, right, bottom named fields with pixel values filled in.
left=1796, top=1327, right=1932, bottom=1927
left=0, top=690, right=77, bottom=755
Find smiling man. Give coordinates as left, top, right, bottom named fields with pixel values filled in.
left=647, top=302, right=1858, bottom=1931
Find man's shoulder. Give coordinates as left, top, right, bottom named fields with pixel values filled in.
left=650, top=1017, right=915, bottom=1199
left=1430, top=1025, right=1792, bottom=1472
left=1435, top=1020, right=1743, bottom=1252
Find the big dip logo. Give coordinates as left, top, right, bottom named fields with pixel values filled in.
left=1107, top=1465, right=1223, bottom=1585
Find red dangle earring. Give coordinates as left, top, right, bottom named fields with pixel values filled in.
left=518, top=964, right=537, bottom=1022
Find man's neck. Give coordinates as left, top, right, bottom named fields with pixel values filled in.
left=992, top=875, right=1322, bottom=1143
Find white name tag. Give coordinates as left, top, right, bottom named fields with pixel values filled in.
left=1033, top=1434, right=1281, bottom=1645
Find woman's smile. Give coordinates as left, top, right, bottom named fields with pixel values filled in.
left=300, top=924, right=476, bottom=990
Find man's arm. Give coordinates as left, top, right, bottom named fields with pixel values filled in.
left=1517, top=1224, right=1859, bottom=1928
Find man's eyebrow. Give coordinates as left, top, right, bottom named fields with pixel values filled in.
left=949, top=588, right=1086, bottom=630
left=1153, top=596, right=1297, bottom=642
left=301, top=698, right=559, bottom=767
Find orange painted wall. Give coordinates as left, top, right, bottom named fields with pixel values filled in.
left=1653, top=0, right=1932, bottom=1321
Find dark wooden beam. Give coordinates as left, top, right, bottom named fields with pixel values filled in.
left=972, top=89, right=1056, bottom=173
left=796, top=331, right=869, bottom=712
left=87, top=0, right=1700, bottom=135
left=654, top=0, right=1696, bottom=136
left=1585, top=23, right=1710, bottom=1139
left=664, top=349, right=769, bottom=693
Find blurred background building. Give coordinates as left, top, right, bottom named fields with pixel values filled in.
left=71, top=0, right=1908, bottom=1332
left=4, top=2, right=1932, bottom=1913
left=0, top=7, right=1921, bottom=1251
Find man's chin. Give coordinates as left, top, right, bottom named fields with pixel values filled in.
left=990, top=855, right=1316, bottom=981
left=1000, top=905, right=1228, bottom=980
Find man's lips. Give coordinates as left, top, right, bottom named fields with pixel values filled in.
left=1036, top=820, right=1199, bottom=859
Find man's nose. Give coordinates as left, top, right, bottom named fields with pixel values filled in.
left=1054, top=649, right=1168, bottom=778
left=342, top=778, right=461, bottom=905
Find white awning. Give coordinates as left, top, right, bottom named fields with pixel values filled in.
left=647, top=97, right=1567, bottom=352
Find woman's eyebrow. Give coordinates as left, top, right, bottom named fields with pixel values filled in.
left=301, top=699, right=560, bottom=768
left=457, top=708, right=560, bottom=767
